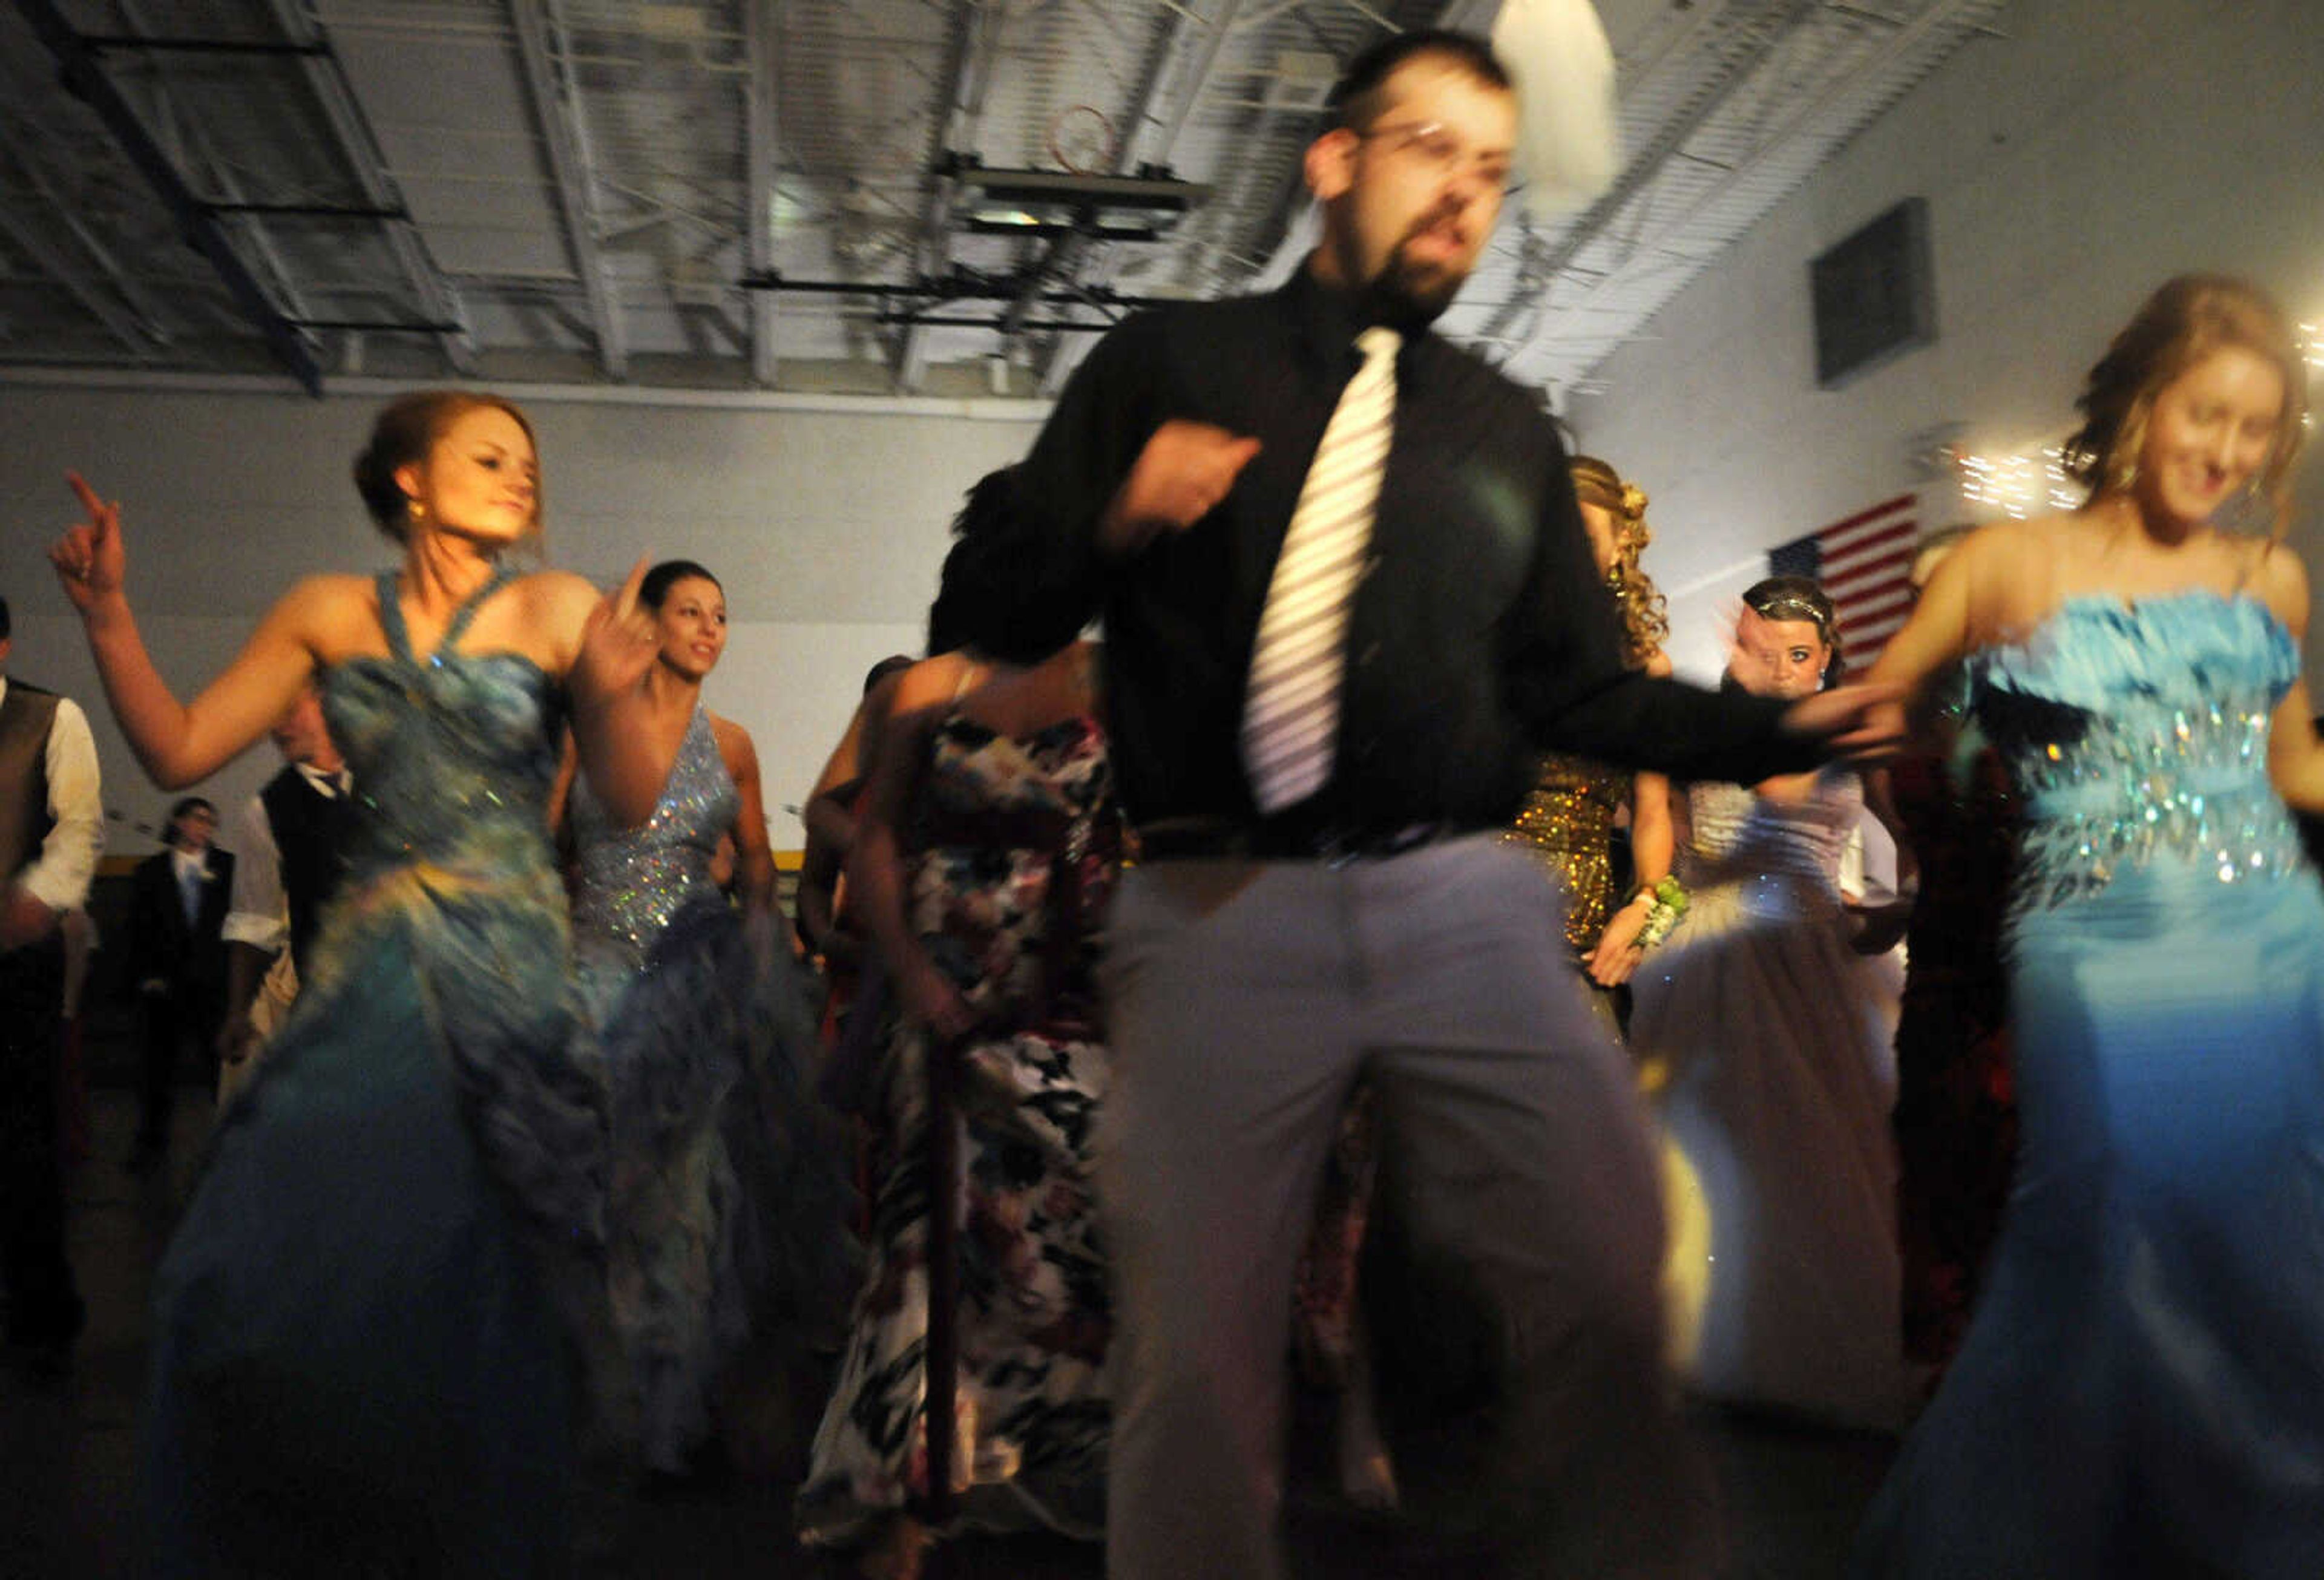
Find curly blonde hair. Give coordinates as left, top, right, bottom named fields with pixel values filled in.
left=1571, top=454, right=1669, bottom=667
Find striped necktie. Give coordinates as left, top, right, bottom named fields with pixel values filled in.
left=1241, top=325, right=1400, bottom=813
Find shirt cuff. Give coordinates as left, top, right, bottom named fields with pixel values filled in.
left=222, top=913, right=288, bottom=952
left=15, top=866, right=87, bottom=917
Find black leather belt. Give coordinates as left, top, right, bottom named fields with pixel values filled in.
left=1135, top=814, right=1452, bottom=865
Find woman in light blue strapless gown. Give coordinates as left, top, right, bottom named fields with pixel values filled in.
left=47, top=392, right=677, bottom=1576
left=1853, top=277, right=2324, bottom=1578
left=563, top=559, right=845, bottom=1480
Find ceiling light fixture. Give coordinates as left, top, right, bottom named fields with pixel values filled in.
left=944, top=156, right=1211, bottom=243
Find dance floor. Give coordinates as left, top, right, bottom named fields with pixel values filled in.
left=4, top=1061, right=1894, bottom=1578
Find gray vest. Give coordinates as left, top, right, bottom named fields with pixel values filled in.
left=0, top=680, right=60, bottom=883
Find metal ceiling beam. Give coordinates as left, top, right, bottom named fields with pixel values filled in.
left=749, top=269, right=1178, bottom=310
left=1209, top=0, right=1472, bottom=303
left=0, top=116, right=172, bottom=346
left=1007, top=4, right=1189, bottom=361
left=510, top=0, right=628, bottom=380
left=0, top=200, right=154, bottom=355
left=1508, top=0, right=1992, bottom=376
left=259, top=0, right=479, bottom=376
left=77, top=34, right=326, bottom=56
left=1029, top=0, right=1248, bottom=395
left=744, top=0, right=780, bottom=387
left=894, top=0, right=1008, bottom=393
left=110, top=0, right=326, bottom=354
left=1476, top=0, right=1822, bottom=343
left=12, top=0, right=324, bottom=392
left=1143, top=0, right=1249, bottom=165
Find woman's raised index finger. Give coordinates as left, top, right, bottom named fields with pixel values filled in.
left=66, top=471, right=110, bottom=522
left=610, top=554, right=651, bottom=611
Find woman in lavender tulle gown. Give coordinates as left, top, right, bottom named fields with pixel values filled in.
left=562, top=559, right=844, bottom=1482
left=1854, top=276, right=2324, bottom=1578
left=1629, top=576, right=1908, bottom=1428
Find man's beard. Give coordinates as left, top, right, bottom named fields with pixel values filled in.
left=1361, top=240, right=1469, bottom=330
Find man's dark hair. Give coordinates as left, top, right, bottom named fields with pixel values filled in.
left=0, top=593, right=11, bottom=641
left=1328, top=29, right=1511, bottom=133
left=164, top=797, right=216, bottom=849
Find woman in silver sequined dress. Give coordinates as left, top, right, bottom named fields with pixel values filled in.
left=561, top=559, right=843, bottom=1481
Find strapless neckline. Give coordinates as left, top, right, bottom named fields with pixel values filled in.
left=1986, top=586, right=2294, bottom=661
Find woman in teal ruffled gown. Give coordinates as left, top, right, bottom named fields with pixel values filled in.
left=561, top=559, right=846, bottom=1482
left=47, top=393, right=674, bottom=1576
left=1851, top=277, right=2324, bottom=1577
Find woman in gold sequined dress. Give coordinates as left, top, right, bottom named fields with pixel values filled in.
left=1505, top=456, right=1675, bottom=1034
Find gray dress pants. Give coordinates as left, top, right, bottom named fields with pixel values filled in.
left=1098, top=835, right=1715, bottom=1578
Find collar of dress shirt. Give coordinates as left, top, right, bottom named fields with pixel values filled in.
left=171, top=846, right=209, bottom=883
left=1281, top=261, right=1394, bottom=376
left=1282, top=253, right=1441, bottom=369
left=294, top=762, right=347, bottom=798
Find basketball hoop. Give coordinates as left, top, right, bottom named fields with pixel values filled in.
left=1046, top=105, right=1116, bottom=176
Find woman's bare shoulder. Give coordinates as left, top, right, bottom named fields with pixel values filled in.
left=2251, top=539, right=2312, bottom=635
left=707, top=710, right=760, bottom=765
left=511, top=567, right=599, bottom=613
left=275, top=573, right=387, bottom=660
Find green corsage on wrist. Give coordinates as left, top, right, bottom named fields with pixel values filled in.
left=1636, top=877, right=1689, bottom=950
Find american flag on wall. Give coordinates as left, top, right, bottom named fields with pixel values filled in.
left=1766, top=494, right=1920, bottom=674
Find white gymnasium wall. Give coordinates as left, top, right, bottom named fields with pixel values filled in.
left=0, top=381, right=1045, bottom=854
left=1567, top=0, right=2324, bottom=691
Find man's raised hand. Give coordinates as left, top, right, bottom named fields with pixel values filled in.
left=1099, top=420, right=1262, bottom=555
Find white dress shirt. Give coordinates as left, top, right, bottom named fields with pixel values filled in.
left=0, top=675, right=104, bottom=916
left=223, top=763, right=347, bottom=954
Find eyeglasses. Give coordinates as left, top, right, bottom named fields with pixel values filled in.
left=1356, top=120, right=1523, bottom=198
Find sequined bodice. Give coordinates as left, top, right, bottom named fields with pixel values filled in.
left=1971, top=592, right=2306, bottom=911
left=572, top=706, right=737, bottom=970
left=1679, top=772, right=1859, bottom=922
left=323, top=569, right=563, bottom=884
left=1506, top=753, right=1632, bottom=952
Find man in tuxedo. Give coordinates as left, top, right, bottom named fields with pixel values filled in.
left=128, top=796, right=232, bottom=1166
left=215, top=683, right=352, bottom=1098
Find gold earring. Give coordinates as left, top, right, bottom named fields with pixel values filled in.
left=407, top=497, right=424, bottom=524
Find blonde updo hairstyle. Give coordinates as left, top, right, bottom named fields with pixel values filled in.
left=2063, top=274, right=2309, bottom=535
left=1571, top=454, right=1670, bottom=668
left=352, top=390, right=543, bottom=542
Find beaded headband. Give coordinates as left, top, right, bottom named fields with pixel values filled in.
left=1744, top=591, right=1836, bottom=640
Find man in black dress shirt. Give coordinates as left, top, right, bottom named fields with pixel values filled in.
left=1010, top=29, right=1899, bottom=1579
left=126, top=796, right=234, bottom=1165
